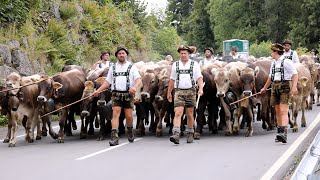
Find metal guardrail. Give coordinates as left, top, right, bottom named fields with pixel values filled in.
left=291, top=130, right=320, bottom=180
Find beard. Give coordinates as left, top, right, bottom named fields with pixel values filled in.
left=118, top=56, right=126, bottom=62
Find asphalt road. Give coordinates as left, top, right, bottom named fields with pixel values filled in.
left=1, top=105, right=320, bottom=180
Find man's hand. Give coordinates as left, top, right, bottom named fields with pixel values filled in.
left=93, top=90, right=100, bottom=97
left=96, top=60, right=102, bottom=65
left=129, top=86, right=136, bottom=95
left=291, top=86, right=298, bottom=96
left=260, top=87, right=266, bottom=94
left=198, top=88, right=203, bottom=96
left=167, top=93, right=172, bottom=103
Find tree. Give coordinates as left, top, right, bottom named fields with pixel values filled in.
left=166, top=0, right=194, bottom=35
left=185, top=0, right=214, bottom=51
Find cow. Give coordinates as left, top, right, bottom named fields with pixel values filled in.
left=5, top=73, right=43, bottom=147
left=194, top=61, right=226, bottom=139
left=290, top=63, right=312, bottom=132
left=153, top=66, right=174, bottom=136
left=211, top=61, right=248, bottom=136
left=300, top=55, right=317, bottom=109
left=37, top=69, right=86, bottom=143
left=239, top=59, right=273, bottom=135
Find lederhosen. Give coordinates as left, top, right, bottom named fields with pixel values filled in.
left=111, top=63, right=133, bottom=103
left=174, top=61, right=197, bottom=107
left=270, top=59, right=291, bottom=104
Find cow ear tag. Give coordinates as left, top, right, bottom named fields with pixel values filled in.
left=94, top=77, right=106, bottom=85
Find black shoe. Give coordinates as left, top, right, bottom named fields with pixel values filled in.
left=109, top=130, right=119, bottom=146
left=276, top=134, right=287, bottom=143
left=170, top=132, right=180, bottom=144
left=127, top=127, right=135, bottom=143
left=186, top=132, right=194, bottom=143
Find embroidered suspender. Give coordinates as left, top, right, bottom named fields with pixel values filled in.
left=284, top=51, right=293, bottom=60
left=176, top=61, right=195, bottom=88
left=271, top=60, right=284, bottom=81
left=112, top=63, right=133, bottom=91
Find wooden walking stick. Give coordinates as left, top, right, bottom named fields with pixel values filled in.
left=229, top=88, right=271, bottom=106
left=196, top=82, right=205, bottom=109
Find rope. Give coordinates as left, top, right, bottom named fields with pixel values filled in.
left=229, top=88, right=271, bottom=105
left=0, top=77, right=52, bottom=93
left=40, top=89, right=108, bottom=118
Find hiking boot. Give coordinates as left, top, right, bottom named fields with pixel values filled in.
left=186, top=132, right=194, bottom=143
left=275, top=126, right=287, bottom=143
left=275, top=127, right=281, bottom=142
left=109, top=129, right=119, bottom=146
left=127, top=127, right=135, bottom=143
left=170, top=131, right=180, bottom=144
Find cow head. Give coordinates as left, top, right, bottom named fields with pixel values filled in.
left=6, top=72, right=21, bottom=96
left=94, top=77, right=111, bottom=107
left=155, top=75, right=169, bottom=102
left=80, top=81, right=95, bottom=117
left=212, top=67, right=231, bottom=98
left=141, top=69, right=158, bottom=100
left=239, top=66, right=259, bottom=97
left=37, top=75, right=63, bottom=103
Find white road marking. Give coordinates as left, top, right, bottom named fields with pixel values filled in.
left=0, top=120, right=81, bottom=142
left=260, top=112, right=320, bottom=180
left=75, top=138, right=143, bottom=161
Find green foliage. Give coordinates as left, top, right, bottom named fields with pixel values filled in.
left=249, top=41, right=272, bottom=58
left=59, top=2, right=80, bottom=21
left=0, top=115, right=7, bottom=127
left=152, top=26, right=182, bottom=60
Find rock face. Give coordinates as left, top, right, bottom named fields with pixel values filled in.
left=0, top=65, right=18, bottom=79
left=11, top=49, right=35, bottom=76
left=0, top=45, right=12, bottom=64
left=7, top=40, right=20, bottom=49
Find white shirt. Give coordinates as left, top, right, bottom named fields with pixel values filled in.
left=106, top=61, right=141, bottom=91
left=269, top=56, right=298, bottom=81
left=283, top=49, right=299, bottom=64
left=170, top=59, right=203, bottom=89
left=230, top=52, right=241, bottom=59
left=199, top=57, right=215, bottom=67
left=95, top=61, right=112, bottom=70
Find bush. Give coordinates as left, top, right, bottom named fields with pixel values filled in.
left=0, top=115, right=7, bottom=127
left=59, top=2, right=80, bottom=21
left=250, top=41, right=272, bottom=58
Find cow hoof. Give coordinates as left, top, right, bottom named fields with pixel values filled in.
left=194, top=132, right=200, bottom=140
left=36, top=136, right=41, bottom=140
left=267, top=126, right=273, bottom=131
left=42, top=131, right=48, bottom=137
left=57, top=138, right=64, bottom=143
left=212, top=129, right=218, bottom=134
left=3, top=139, right=9, bottom=143
left=292, top=128, right=298, bottom=133
left=232, top=130, right=239, bottom=136
left=28, top=139, right=34, bottom=143
left=72, top=124, right=77, bottom=131
left=136, top=130, right=145, bottom=137
left=80, top=133, right=87, bottom=139
left=8, top=143, right=16, bottom=147
left=225, top=131, right=233, bottom=136
left=317, top=103, right=320, bottom=106
left=245, top=131, right=253, bottom=137
left=301, top=124, right=306, bottom=127
left=262, top=123, right=267, bottom=129
left=88, top=128, right=94, bottom=135
left=52, top=134, right=59, bottom=139
left=155, top=130, right=162, bottom=137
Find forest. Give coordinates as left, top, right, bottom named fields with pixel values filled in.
left=0, top=0, right=319, bottom=73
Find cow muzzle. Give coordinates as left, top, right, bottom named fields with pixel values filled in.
left=37, top=96, right=47, bottom=102
left=155, top=95, right=163, bottom=101
left=243, top=90, right=252, bottom=96
left=97, top=100, right=106, bottom=107
left=217, top=93, right=225, bottom=98
left=141, top=92, right=150, bottom=99
left=9, top=96, right=20, bottom=111
left=81, top=110, right=90, bottom=117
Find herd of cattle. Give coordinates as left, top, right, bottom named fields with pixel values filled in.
left=0, top=55, right=319, bottom=147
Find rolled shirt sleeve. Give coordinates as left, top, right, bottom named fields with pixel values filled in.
left=106, top=66, right=113, bottom=84
left=170, top=62, right=177, bottom=81
left=193, top=61, right=203, bottom=82
left=292, top=51, right=299, bottom=64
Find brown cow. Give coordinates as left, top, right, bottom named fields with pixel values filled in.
left=290, top=63, right=312, bottom=132
left=300, top=55, right=316, bottom=109
left=5, top=73, right=43, bottom=147
left=37, top=69, right=86, bottom=143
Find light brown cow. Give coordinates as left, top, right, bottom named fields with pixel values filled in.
left=5, top=73, right=42, bottom=147
left=290, top=63, right=312, bottom=132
